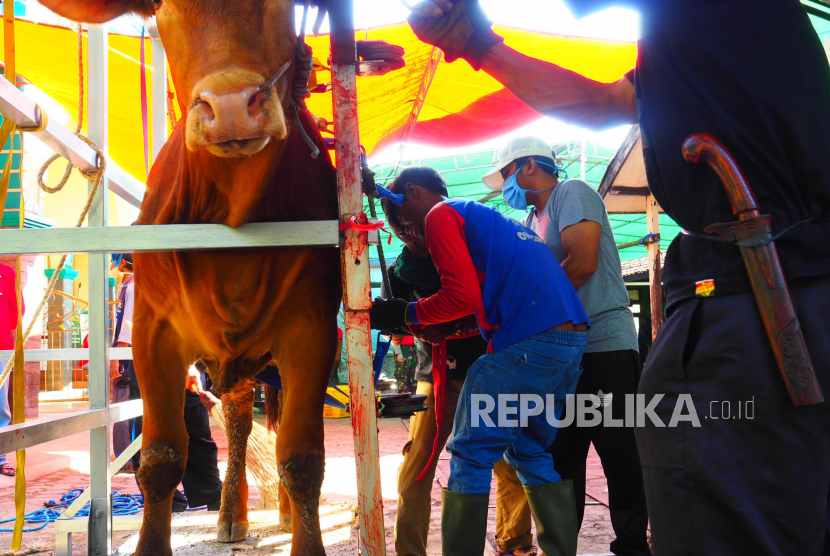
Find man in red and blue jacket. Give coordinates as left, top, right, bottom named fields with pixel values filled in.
left=371, top=167, right=589, bottom=556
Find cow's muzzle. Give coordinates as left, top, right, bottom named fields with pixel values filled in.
left=186, top=70, right=288, bottom=158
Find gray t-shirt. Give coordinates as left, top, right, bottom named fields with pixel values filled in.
left=523, top=179, right=638, bottom=354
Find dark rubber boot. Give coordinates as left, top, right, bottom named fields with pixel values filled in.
left=524, top=481, right=579, bottom=556
left=441, top=488, right=490, bottom=556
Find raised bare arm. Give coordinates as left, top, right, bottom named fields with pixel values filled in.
left=480, top=43, right=637, bottom=130
left=408, top=0, right=638, bottom=130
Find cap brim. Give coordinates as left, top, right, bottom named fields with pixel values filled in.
left=483, top=160, right=509, bottom=190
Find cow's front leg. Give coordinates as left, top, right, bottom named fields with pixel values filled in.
left=132, top=318, right=189, bottom=556
left=217, top=383, right=255, bottom=542
left=278, top=481, right=292, bottom=533
left=273, top=388, right=293, bottom=533
left=275, top=322, right=335, bottom=556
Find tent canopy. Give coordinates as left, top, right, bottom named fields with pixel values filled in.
left=1, top=19, right=636, bottom=184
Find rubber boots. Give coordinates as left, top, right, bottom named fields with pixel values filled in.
left=524, top=480, right=579, bottom=556
left=441, top=488, right=490, bottom=556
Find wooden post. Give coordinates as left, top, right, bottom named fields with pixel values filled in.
left=646, top=195, right=662, bottom=340
left=329, top=0, right=387, bottom=554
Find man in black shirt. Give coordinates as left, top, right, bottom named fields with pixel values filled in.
left=408, top=1, right=830, bottom=554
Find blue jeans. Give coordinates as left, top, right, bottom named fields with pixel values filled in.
left=0, top=367, right=11, bottom=466
left=447, top=328, right=586, bottom=495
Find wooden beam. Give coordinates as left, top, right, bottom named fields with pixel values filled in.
left=646, top=195, right=663, bottom=340
left=599, top=124, right=641, bottom=198
left=2, top=220, right=341, bottom=255
left=611, top=186, right=650, bottom=197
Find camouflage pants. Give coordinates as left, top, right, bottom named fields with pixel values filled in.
left=394, top=344, right=419, bottom=393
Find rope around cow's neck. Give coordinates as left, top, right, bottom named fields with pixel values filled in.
left=291, top=4, right=320, bottom=159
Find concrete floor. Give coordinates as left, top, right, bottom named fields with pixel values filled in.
left=0, top=403, right=619, bottom=556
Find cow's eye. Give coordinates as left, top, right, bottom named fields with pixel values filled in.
left=153, top=0, right=162, bottom=5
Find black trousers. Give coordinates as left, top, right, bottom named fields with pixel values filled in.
left=128, top=363, right=223, bottom=508
left=548, top=349, right=650, bottom=556
left=636, top=274, right=830, bottom=556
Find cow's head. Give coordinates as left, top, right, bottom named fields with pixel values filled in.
left=40, top=0, right=296, bottom=158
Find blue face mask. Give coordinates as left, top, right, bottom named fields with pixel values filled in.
left=502, top=161, right=560, bottom=211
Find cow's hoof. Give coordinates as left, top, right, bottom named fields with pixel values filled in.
left=279, top=512, right=292, bottom=533
left=216, top=521, right=248, bottom=543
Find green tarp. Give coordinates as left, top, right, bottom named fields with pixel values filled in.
left=365, top=143, right=681, bottom=268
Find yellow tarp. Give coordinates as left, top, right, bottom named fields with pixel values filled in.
left=6, top=20, right=636, bottom=182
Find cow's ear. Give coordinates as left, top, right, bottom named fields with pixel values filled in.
left=37, top=0, right=155, bottom=23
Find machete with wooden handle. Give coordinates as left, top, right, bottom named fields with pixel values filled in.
left=682, top=133, right=824, bottom=407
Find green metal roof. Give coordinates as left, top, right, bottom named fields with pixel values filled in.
left=365, top=141, right=681, bottom=265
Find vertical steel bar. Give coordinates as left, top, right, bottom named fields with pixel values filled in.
left=86, top=24, right=113, bottom=556
left=150, top=27, right=167, bottom=162
left=366, top=197, right=392, bottom=297
left=329, top=0, right=387, bottom=554
left=55, top=531, right=72, bottom=556
left=646, top=195, right=662, bottom=340
left=579, top=140, right=587, bottom=180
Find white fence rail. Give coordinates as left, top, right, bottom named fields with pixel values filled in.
left=0, top=347, right=133, bottom=361
left=3, top=221, right=381, bottom=255
left=0, top=399, right=142, bottom=454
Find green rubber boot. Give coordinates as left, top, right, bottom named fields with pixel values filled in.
left=441, top=488, right=490, bottom=556
left=524, top=480, right=579, bottom=556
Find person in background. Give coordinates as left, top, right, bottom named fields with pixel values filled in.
left=485, top=136, right=649, bottom=555
left=0, top=262, right=22, bottom=477
left=110, top=253, right=137, bottom=470
left=111, top=253, right=222, bottom=512
left=372, top=167, right=589, bottom=556
left=330, top=327, right=345, bottom=386
left=180, top=362, right=223, bottom=511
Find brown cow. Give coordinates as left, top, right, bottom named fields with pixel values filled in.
left=38, top=1, right=341, bottom=555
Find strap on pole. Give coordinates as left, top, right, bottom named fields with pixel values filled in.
left=2, top=3, right=26, bottom=547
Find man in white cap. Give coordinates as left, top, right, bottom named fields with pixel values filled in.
left=483, top=136, right=649, bottom=556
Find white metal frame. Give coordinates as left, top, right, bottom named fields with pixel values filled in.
left=0, top=72, right=144, bottom=208
left=0, top=14, right=386, bottom=556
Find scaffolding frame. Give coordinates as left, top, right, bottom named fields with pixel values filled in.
left=0, top=1, right=387, bottom=553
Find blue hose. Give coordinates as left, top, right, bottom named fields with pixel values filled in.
left=0, top=489, right=147, bottom=533
left=0, top=487, right=211, bottom=533
left=0, top=509, right=62, bottom=533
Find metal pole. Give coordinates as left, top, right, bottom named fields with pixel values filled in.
left=148, top=22, right=167, bottom=162
left=86, top=24, right=113, bottom=556
left=366, top=197, right=393, bottom=296
left=646, top=195, right=662, bottom=341
left=329, top=0, right=387, bottom=553
left=579, top=140, right=587, bottom=181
